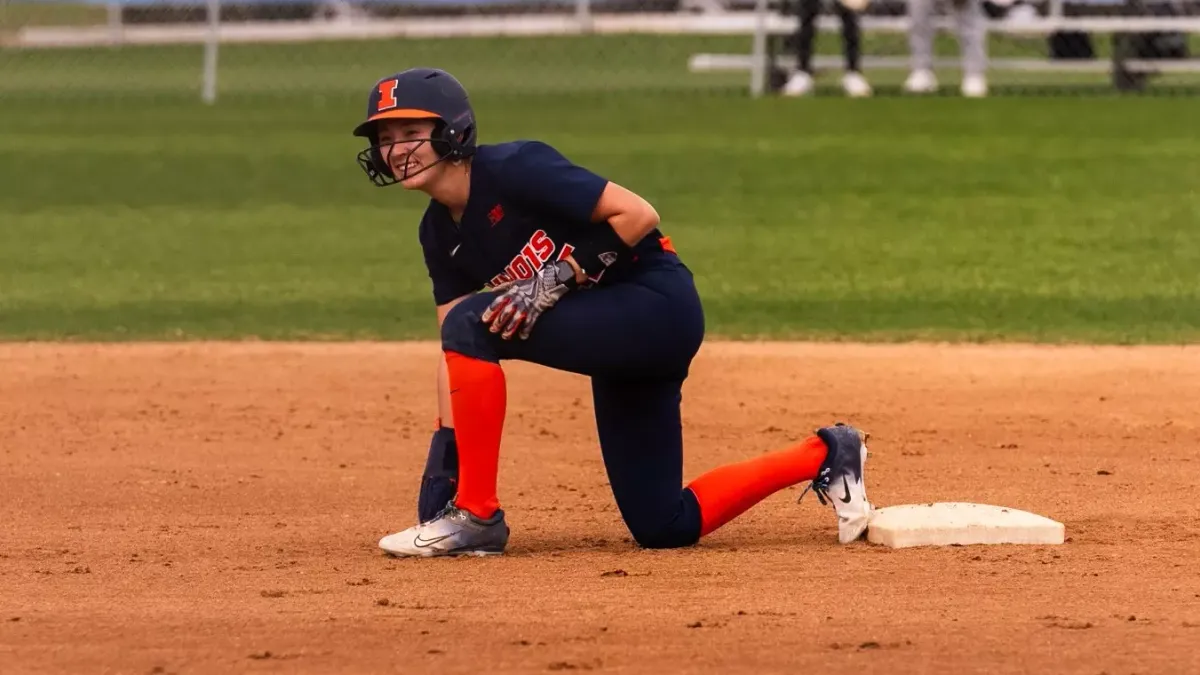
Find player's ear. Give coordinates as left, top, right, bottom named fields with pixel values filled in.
left=430, top=121, right=451, bottom=157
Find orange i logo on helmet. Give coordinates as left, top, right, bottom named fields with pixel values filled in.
left=376, top=79, right=399, bottom=112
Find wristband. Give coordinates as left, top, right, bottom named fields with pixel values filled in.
left=569, top=223, right=631, bottom=279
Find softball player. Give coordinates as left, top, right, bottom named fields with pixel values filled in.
left=353, top=68, right=874, bottom=557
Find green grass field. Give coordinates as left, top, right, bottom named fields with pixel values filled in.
left=1, top=34, right=1198, bottom=342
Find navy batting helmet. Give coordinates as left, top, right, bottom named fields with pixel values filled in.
left=352, top=68, right=478, bottom=187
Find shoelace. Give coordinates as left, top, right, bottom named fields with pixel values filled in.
left=421, top=501, right=465, bottom=526
left=797, top=468, right=833, bottom=506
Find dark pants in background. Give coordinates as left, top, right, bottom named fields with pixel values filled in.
left=793, top=0, right=862, bottom=73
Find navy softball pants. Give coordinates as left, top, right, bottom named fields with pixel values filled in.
left=439, top=254, right=707, bottom=549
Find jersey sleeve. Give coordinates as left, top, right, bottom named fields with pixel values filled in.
left=497, top=141, right=610, bottom=224
left=418, top=212, right=479, bottom=306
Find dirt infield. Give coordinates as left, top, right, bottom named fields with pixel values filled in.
left=3, top=342, right=1199, bottom=674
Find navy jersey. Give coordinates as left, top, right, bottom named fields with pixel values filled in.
left=418, top=140, right=676, bottom=306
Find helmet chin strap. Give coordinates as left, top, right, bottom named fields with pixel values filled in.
left=379, top=138, right=455, bottom=185
left=356, top=131, right=464, bottom=187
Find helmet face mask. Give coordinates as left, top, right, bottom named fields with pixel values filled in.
left=352, top=68, right=478, bottom=188
left=355, top=119, right=468, bottom=187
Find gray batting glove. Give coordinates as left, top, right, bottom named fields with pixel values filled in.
left=481, top=260, right=578, bottom=340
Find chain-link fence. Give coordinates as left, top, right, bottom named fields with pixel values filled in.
left=3, top=0, right=1199, bottom=100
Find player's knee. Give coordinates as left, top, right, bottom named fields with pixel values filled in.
left=626, top=510, right=701, bottom=549
left=630, top=524, right=699, bottom=550
left=440, top=296, right=498, bottom=362
left=621, top=491, right=703, bottom=549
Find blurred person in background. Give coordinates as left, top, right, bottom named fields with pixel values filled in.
left=783, top=0, right=873, bottom=97
left=904, top=0, right=989, bottom=97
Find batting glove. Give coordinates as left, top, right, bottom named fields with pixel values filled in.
left=481, top=260, right=579, bottom=340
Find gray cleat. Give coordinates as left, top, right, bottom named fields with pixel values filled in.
left=800, top=422, right=874, bottom=544
left=379, top=501, right=509, bottom=557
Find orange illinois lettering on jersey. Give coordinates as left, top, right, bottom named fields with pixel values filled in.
left=485, top=233, right=610, bottom=289
left=377, top=79, right=399, bottom=112
left=508, top=256, right=534, bottom=281
left=488, top=229, right=557, bottom=288
left=528, top=229, right=555, bottom=262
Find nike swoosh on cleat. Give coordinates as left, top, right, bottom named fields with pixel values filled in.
left=839, top=476, right=853, bottom=504
left=414, top=532, right=458, bottom=548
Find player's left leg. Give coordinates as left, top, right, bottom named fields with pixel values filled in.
left=591, top=376, right=873, bottom=549
left=588, top=376, right=700, bottom=548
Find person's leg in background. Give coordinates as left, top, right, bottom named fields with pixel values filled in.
left=835, top=0, right=872, bottom=97
left=783, top=0, right=822, bottom=96
left=954, top=0, right=989, bottom=97
left=905, top=0, right=940, bottom=93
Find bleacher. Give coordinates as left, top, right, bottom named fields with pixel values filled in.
left=685, top=0, right=1200, bottom=94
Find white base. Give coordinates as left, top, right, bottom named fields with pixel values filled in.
left=866, top=502, right=1065, bottom=549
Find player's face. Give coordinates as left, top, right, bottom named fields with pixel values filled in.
left=376, top=118, right=444, bottom=189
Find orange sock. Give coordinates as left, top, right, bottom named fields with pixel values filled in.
left=444, top=350, right=506, bottom=520
left=685, top=435, right=828, bottom=537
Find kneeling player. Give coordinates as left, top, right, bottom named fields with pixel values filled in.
left=349, top=68, right=875, bottom=557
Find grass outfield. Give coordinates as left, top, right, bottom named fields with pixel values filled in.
left=1, top=36, right=1198, bottom=342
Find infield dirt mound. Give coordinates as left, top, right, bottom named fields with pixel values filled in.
left=3, top=342, right=1199, bottom=674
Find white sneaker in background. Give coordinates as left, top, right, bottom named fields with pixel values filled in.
left=903, top=69, right=939, bottom=94
left=842, top=71, right=873, bottom=97
left=782, top=70, right=815, bottom=97
left=961, top=74, right=989, bottom=98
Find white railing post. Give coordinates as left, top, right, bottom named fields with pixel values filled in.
left=576, top=0, right=593, bottom=33
left=202, top=0, right=221, bottom=104
left=106, top=1, right=123, bottom=45
left=750, top=0, right=770, bottom=97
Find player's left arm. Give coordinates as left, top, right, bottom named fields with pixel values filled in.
left=550, top=182, right=659, bottom=284
left=483, top=142, right=657, bottom=339
left=588, top=181, right=660, bottom=248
